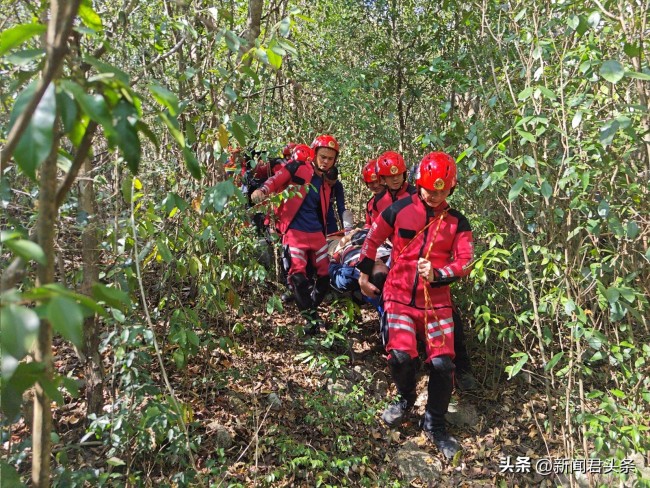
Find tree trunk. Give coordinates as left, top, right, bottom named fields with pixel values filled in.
left=243, top=0, right=263, bottom=61
left=31, top=1, right=82, bottom=485
left=79, top=152, right=104, bottom=416
left=32, top=139, right=59, bottom=487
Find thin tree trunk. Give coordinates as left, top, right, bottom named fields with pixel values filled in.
left=242, top=0, right=263, bottom=62
left=79, top=152, right=104, bottom=416
left=32, top=138, right=59, bottom=488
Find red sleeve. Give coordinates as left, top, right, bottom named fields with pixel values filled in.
left=357, top=215, right=394, bottom=275
left=260, top=165, right=291, bottom=195
left=364, top=198, right=373, bottom=228
left=438, top=215, right=474, bottom=279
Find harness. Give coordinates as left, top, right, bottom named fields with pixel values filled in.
left=392, top=207, right=449, bottom=350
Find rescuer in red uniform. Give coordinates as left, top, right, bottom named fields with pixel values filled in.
left=251, top=136, right=339, bottom=334
left=365, top=151, right=416, bottom=227
left=357, top=151, right=473, bottom=458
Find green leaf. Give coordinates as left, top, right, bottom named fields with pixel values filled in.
left=610, top=389, right=625, bottom=399
left=3, top=239, right=46, bottom=265
left=159, top=112, right=184, bottom=146
left=78, top=2, right=103, bottom=32
left=156, top=238, right=173, bottom=263
left=83, top=56, right=129, bottom=85
left=60, top=376, right=80, bottom=398
left=231, top=121, right=247, bottom=147
left=60, top=80, right=114, bottom=137
left=224, top=30, right=241, bottom=53
left=0, top=305, right=40, bottom=369
left=224, top=85, right=237, bottom=102
left=107, top=457, right=126, bottom=467
left=113, top=100, right=141, bottom=174
left=600, top=60, right=625, bottom=84
left=8, top=81, right=56, bottom=180
left=571, top=110, right=582, bottom=129
left=604, top=287, right=620, bottom=305
left=544, top=352, right=564, bottom=371
left=0, top=23, right=46, bottom=57
left=626, top=221, right=639, bottom=239
left=0, top=460, right=24, bottom=487
left=183, top=147, right=201, bottom=180
left=266, top=47, right=282, bottom=69
left=1, top=362, right=45, bottom=419
left=508, top=177, right=526, bottom=201
left=92, top=283, right=131, bottom=310
left=40, top=376, right=64, bottom=405
left=599, top=120, right=619, bottom=147
left=517, top=87, right=533, bottom=101
left=587, top=11, right=601, bottom=28
left=149, top=83, right=179, bottom=116
left=625, top=70, right=650, bottom=81
left=136, top=121, right=160, bottom=150
left=57, top=89, right=78, bottom=135
left=506, top=352, right=529, bottom=379
left=278, top=17, right=291, bottom=36
left=566, top=15, right=579, bottom=30
left=515, top=128, right=535, bottom=143
left=624, top=42, right=640, bottom=58
left=47, top=296, right=83, bottom=348
left=203, top=180, right=236, bottom=212
left=540, top=180, right=552, bottom=199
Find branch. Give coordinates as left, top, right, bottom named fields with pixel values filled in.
left=591, top=0, right=620, bottom=21
left=131, top=36, right=186, bottom=84
left=55, top=121, right=98, bottom=208
left=241, top=82, right=291, bottom=99
left=0, top=0, right=82, bottom=173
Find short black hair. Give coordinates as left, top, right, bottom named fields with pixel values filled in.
left=325, top=166, right=339, bottom=181
left=370, top=271, right=387, bottom=291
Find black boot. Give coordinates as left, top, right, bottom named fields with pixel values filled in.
left=289, top=273, right=314, bottom=312
left=311, top=275, right=331, bottom=307
left=421, top=356, right=460, bottom=458
left=382, top=351, right=417, bottom=426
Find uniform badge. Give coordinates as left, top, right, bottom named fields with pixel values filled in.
left=390, top=166, right=398, bottom=175
left=328, top=141, right=336, bottom=148
left=370, top=174, right=377, bottom=181
left=434, top=178, right=445, bottom=190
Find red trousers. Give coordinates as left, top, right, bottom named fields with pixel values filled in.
left=384, top=300, right=455, bottom=362
left=282, top=229, right=329, bottom=278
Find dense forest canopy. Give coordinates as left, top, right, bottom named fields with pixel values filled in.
left=1, top=0, right=648, bottom=486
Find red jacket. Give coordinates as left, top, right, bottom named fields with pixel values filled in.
left=259, top=161, right=331, bottom=235
left=364, top=182, right=416, bottom=227
left=358, top=194, right=473, bottom=309
left=364, top=196, right=374, bottom=228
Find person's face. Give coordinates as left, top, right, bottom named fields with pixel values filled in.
left=315, top=148, right=337, bottom=173
left=366, top=180, right=383, bottom=194
left=420, top=186, right=451, bottom=208
left=381, top=173, right=405, bottom=191
left=373, top=260, right=389, bottom=275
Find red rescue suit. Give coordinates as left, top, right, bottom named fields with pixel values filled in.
left=357, top=194, right=473, bottom=361
left=364, top=182, right=416, bottom=227
left=258, top=161, right=331, bottom=277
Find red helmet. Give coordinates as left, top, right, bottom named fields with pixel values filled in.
left=282, top=142, right=297, bottom=158
left=416, top=152, right=457, bottom=191
left=362, top=159, right=378, bottom=183
left=376, top=151, right=406, bottom=176
left=311, top=135, right=340, bottom=153
left=290, top=144, right=314, bottom=164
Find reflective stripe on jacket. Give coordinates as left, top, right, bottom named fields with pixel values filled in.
left=260, top=161, right=331, bottom=235
left=358, top=194, right=473, bottom=309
